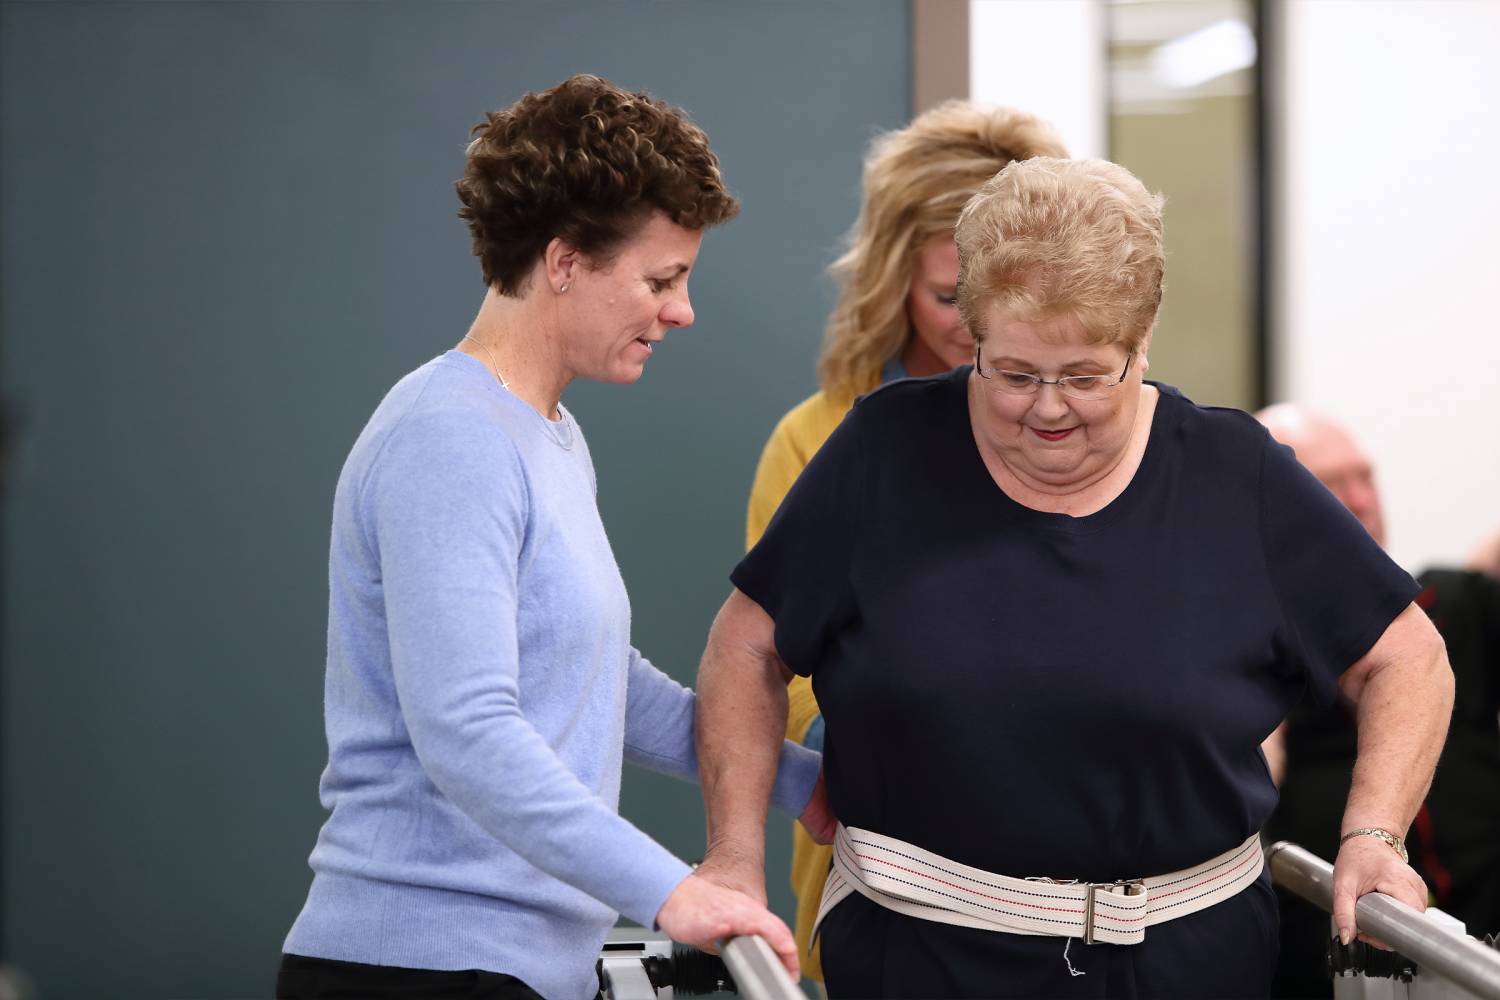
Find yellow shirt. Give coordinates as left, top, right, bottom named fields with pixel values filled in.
left=744, top=388, right=853, bottom=983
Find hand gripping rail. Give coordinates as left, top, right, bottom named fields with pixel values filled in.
left=717, top=935, right=806, bottom=1000
left=1266, top=840, right=1500, bottom=999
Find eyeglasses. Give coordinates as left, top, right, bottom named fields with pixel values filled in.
left=974, top=349, right=1134, bottom=401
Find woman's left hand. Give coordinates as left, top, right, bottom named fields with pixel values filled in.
left=655, top=873, right=800, bottom=977
left=1331, top=835, right=1429, bottom=949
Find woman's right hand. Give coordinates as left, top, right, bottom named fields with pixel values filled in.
left=655, top=872, right=800, bottom=979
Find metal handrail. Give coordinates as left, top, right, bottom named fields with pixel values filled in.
left=717, top=845, right=1500, bottom=1000
left=718, top=935, right=806, bottom=1000
left=1266, top=840, right=1500, bottom=999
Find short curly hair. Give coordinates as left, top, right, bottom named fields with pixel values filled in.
left=955, top=157, right=1165, bottom=351
left=457, top=75, right=740, bottom=295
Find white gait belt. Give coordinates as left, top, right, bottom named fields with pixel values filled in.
left=814, top=824, right=1264, bottom=946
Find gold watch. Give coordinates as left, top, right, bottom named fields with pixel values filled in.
left=1340, top=827, right=1409, bottom=864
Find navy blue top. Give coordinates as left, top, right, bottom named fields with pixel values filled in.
left=732, top=368, right=1418, bottom=886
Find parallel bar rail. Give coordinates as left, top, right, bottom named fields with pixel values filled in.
left=719, top=936, right=806, bottom=1000
left=720, top=844, right=1500, bottom=1000
left=1266, top=840, right=1500, bottom=999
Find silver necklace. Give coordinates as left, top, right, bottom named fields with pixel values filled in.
left=462, top=333, right=509, bottom=389
left=462, top=333, right=574, bottom=449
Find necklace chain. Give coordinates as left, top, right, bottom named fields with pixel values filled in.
left=460, top=334, right=573, bottom=449
left=462, top=333, right=509, bottom=389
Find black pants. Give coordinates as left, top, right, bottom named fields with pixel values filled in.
left=277, top=954, right=549, bottom=1000
left=821, top=870, right=1279, bottom=999
left=1270, top=888, right=1334, bottom=999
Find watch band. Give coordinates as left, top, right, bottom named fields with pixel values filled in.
left=1340, top=827, right=1409, bottom=864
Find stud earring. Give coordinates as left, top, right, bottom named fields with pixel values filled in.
left=559, top=283, right=570, bottom=293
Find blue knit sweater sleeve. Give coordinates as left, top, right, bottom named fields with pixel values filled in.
left=623, top=649, right=822, bottom=814
left=366, top=407, right=691, bottom=929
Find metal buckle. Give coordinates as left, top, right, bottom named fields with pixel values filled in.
left=1083, top=880, right=1147, bottom=944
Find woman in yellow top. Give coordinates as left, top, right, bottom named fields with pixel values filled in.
left=743, top=100, right=1066, bottom=982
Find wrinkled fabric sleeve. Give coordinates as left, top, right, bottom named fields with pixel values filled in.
left=1258, top=436, right=1421, bottom=707
left=370, top=412, right=689, bottom=929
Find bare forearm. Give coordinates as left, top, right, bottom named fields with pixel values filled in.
left=1322, top=606, right=1450, bottom=944
left=1341, top=638, right=1453, bottom=836
left=695, top=597, right=789, bottom=878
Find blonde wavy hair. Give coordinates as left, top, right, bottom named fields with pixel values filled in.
left=955, top=157, right=1165, bottom=351
left=815, top=102, right=1067, bottom=401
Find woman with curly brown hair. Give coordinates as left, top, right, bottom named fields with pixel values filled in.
left=277, top=76, right=824, bottom=999
left=742, top=100, right=1066, bottom=985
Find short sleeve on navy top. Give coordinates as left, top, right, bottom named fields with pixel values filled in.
left=731, top=369, right=1418, bottom=880
left=732, top=406, right=864, bottom=678
left=1258, top=436, right=1420, bottom=706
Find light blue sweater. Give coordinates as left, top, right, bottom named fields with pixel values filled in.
left=284, top=352, right=820, bottom=1000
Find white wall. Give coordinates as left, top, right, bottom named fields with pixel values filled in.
left=969, top=0, right=1106, bottom=158
left=1274, top=0, right=1500, bottom=571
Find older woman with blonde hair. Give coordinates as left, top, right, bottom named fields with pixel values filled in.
left=748, top=102, right=1067, bottom=541
left=743, top=100, right=1065, bottom=984
left=699, top=157, right=1452, bottom=996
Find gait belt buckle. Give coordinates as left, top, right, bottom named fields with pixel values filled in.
left=1083, top=880, right=1146, bottom=944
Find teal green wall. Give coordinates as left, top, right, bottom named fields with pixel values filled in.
left=0, top=2, right=909, bottom=995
